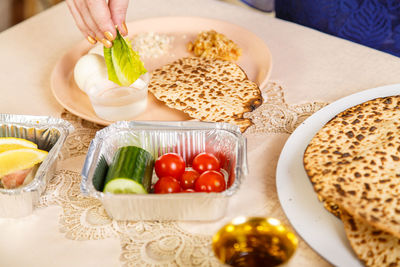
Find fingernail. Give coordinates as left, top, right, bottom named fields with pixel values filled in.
left=122, top=22, right=128, bottom=35
left=101, top=38, right=113, bottom=48
left=86, top=35, right=97, bottom=44
left=104, top=31, right=114, bottom=41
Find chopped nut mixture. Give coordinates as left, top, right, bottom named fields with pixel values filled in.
left=187, top=30, right=242, bottom=61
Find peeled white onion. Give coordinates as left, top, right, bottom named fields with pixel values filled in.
left=73, top=53, right=107, bottom=92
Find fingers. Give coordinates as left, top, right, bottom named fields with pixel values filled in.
left=67, top=0, right=122, bottom=48
left=86, top=0, right=117, bottom=41
left=73, top=0, right=106, bottom=43
left=66, top=0, right=97, bottom=44
left=109, top=0, right=130, bottom=36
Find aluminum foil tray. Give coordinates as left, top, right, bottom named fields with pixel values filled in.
left=0, top=114, right=74, bottom=217
left=81, top=121, right=248, bottom=221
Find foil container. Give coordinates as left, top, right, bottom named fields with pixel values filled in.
left=0, top=114, right=74, bottom=217
left=81, top=121, right=248, bottom=221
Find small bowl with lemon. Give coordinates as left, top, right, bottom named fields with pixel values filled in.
left=0, top=114, right=73, bottom=217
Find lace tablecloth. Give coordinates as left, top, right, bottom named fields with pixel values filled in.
left=1, top=0, right=400, bottom=266
left=35, top=82, right=328, bottom=267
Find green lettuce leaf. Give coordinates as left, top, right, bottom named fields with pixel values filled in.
left=104, top=30, right=147, bottom=86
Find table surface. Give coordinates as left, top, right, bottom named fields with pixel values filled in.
left=1, top=0, right=400, bottom=266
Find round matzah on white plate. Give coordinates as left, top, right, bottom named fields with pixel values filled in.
left=276, top=84, right=400, bottom=266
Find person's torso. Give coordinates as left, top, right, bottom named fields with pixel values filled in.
left=275, top=0, right=400, bottom=57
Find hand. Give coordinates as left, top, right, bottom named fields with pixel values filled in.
left=66, top=0, right=129, bottom=47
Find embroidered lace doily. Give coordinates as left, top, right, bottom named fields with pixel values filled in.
left=38, top=82, right=328, bottom=266
left=244, top=82, right=328, bottom=134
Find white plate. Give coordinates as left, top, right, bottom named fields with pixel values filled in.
left=276, top=84, right=400, bottom=266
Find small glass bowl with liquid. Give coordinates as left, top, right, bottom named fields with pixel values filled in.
left=87, top=73, right=150, bottom=121
left=212, top=216, right=298, bottom=267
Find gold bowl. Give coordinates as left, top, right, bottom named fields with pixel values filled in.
left=212, top=216, right=298, bottom=267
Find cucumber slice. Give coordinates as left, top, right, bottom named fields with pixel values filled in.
left=103, top=146, right=154, bottom=194
left=103, top=178, right=147, bottom=194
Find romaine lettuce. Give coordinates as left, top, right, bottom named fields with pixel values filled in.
left=104, top=30, right=147, bottom=86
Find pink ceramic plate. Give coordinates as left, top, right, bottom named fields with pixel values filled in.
left=51, top=16, right=273, bottom=125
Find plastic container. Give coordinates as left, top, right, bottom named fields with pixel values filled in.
left=0, top=114, right=74, bottom=217
left=81, top=121, right=248, bottom=221
left=87, top=73, right=150, bottom=121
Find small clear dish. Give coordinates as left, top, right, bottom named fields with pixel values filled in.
left=81, top=121, right=248, bottom=221
left=86, top=73, right=150, bottom=121
left=0, top=114, right=74, bottom=217
left=212, top=216, right=298, bottom=266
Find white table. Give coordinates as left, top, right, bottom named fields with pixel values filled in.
left=1, top=0, right=400, bottom=266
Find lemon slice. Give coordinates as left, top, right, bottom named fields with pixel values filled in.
left=0, top=148, right=48, bottom=177
left=0, top=137, right=38, bottom=153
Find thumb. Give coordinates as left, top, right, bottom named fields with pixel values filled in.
left=109, top=0, right=130, bottom=36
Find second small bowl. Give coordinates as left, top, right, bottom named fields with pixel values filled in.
left=212, top=216, right=298, bottom=267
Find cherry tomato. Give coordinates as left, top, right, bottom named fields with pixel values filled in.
left=180, top=170, right=200, bottom=190
left=192, top=152, right=220, bottom=174
left=155, top=153, right=186, bottom=179
left=154, top=177, right=182, bottom=194
left=214, top=151, right=227, bottom=169
left=194, top=170, right=226, bottom=192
